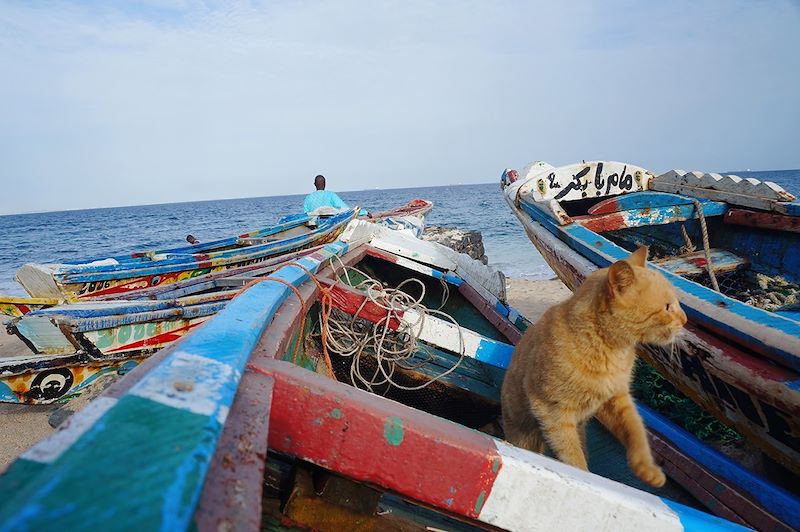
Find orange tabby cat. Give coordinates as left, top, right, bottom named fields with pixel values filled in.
left=501, top=246, right=686, bottom=487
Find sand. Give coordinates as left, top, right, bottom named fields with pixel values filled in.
left=0, top=278, right=571, bottom=471
left=505, top=277, right=572, bottom=323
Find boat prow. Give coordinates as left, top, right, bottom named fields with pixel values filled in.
left=15, top=264, right=62, bottom=300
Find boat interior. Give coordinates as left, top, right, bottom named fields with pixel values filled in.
left=260, top=245, right=703, bottom=524
left=559, top=192, right=799, bottom=321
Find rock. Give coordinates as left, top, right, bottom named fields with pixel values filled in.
left=422, top=226, right=488, bottom=264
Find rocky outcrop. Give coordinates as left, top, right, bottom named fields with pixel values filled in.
left=422, top=226, right=488, bottom=264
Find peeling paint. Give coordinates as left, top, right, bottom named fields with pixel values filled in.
left=474, top=490, right=486, bottom=514
left=383, top=417, right=404, bottom=446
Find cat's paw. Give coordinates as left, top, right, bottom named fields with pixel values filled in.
left=631, top=459, right=666, bottom=488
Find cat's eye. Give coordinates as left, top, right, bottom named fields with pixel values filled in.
left=665, top=303, right=672, bottom=312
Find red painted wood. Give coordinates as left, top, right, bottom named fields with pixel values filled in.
left=322, top=280, right=404, bottom=330
left=262, top=359, right=502, bottom=519
left=364, top=246, right=400, bottom=264
left=725, top=209, right=800, bottom=234
left=361, top=246, right=522, bottom=344
left=574, top=212, right=629, bottom=232
left=587, top=197, right=622, bottom=215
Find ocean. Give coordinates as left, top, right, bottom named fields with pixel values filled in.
left=1, top=169, right=799, bottom=297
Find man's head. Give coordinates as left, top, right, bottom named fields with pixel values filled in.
left=314, top=174, right=326, bottom=190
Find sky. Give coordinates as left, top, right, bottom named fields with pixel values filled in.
left=0, top=1, right=799, bottom=215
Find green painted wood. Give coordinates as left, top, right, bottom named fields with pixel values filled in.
left=0, top=459, right=47, bottom=497
left=0, top=397, right=215, bottom=530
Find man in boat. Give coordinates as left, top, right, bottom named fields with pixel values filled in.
left=303, top=174, right=350, bottom=213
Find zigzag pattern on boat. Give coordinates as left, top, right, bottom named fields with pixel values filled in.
left=651, top=169, right=797, bottom=212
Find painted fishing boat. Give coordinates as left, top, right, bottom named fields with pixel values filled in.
left=502, top=160, right=800, bottom=479
left=15, top=208, right=358, bottom=302
left=1, top=221, right=794, bottom=530
left=0, top=243, right=353, bottom=404
left=370, top=197, right=434, bottom=219
left=0, top=352, right=143, bottom=404
left=280, top=198, right=434, bottom=237
left=1, top=210, right=438, bottom=403
left=0, top=296, right=59, bottom=318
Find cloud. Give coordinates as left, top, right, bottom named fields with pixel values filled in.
left=0, top=0, right=798, bottom=214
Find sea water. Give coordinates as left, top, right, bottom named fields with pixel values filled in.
left=1, top=169, right=798, bottom=297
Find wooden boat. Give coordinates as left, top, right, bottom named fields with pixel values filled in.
left=14, top=208, right=358, bottom=302
left=279, top=198, right=434, bottom=237
left=0, top=296, right=59, bottom=318
left=0, top=243, right=352, bottom=404
left=502, top=160, right=800, bottom=478
left=1, top=221, right=793, bottom=530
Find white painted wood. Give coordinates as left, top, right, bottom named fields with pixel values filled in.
left=130, top=351, right=236, bottom=419
left=480, top=440, right=682, bottom=532
left=14, top=315, right=77, bottom=355
left=543, top=199, right=573, bottom=225
left=651, top=169, right=796, bottom=211
left=401, top=308, right=510, bottom=362
left=517, top=161, right=653, bottom=202
left=520, top=161, right=555, bottom=181
left=15, top=263, right=63, bottom=299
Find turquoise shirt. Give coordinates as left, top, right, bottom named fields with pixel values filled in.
left=303, top=190, right=349, bottom=213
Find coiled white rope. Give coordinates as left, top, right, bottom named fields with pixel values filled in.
left=324, top=256, right=466, bottom=393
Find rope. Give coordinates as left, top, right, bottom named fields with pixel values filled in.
left=235, top=260, right=336, bottom=376
left=237, top=255, right=467, bottom=392
left=690, top=198, right=720, bottom=292
left=323, top=259, right=466, bottom=393
left=679, top=224, right=696, bottom=254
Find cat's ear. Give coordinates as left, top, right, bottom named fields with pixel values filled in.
left=608, top=260, right=636, bottom=297
left=626, top=246, right=648, bottom=267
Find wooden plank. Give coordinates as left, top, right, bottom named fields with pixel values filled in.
left=458, top=281, right=524, bottom=344
left=574, top=200, right=728, bottom=232
left=724, top=208, right=800, bottom=234
left=650, top=434, right=792, bottom=532
left=651, top=170, right=796, bottom=213
left=364, top=245, right=464, bottom=286
left=517, top=161, right=653, bottom=202
left=652, top=249, right=749, bottom=277
left=641, top=406, right=800, bottom=531
left=654, top=170, right=795, bottom=202
left=323, top=280, right=515, bottom=369
left=260, top=359, right=738, bottom=532
left=193, top=374, right=274, bottom=532
left=588, top=191, right=700, bottom=215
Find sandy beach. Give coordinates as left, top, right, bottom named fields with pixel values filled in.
left=0, top=278, right=571, bottom=470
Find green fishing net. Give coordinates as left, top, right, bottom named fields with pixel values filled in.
left=632, top=359, right=741, bottom=442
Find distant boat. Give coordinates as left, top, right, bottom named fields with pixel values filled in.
left=503, top=160, right=800, bottom=482
left=14, top=209, right=359, bottom=302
